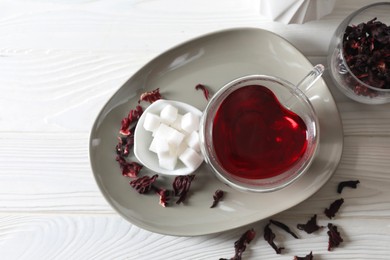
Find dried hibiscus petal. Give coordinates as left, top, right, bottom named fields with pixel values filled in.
left=324, top=198, right=344, bottom=219
left=119, top=117, right=131, bottom=135
left=233, top=228, right=256, bottom=260
left=220, top=228, right=256, bottom=260
left=128, top=105, right=143, bottom=122
left=116, top=156, right=143, bottom=178
left=115, top=129, right=135, bottom=157
left=195, top=84, right=210, bottom=101
left=210, top=189, right=224, bottom=208
left=294, top=251, right=313, bottom=260
left=153, top=186, right=173, bottom=207
left=115, top=136, right=128, bottom=157
left=129, top=174, right=158, bottom=194
left=327, top=223, right=343, bottom=251
left=264, top=223, right=284, bottom=254
left=337, top=180, right=360, bottom=194
left=297, top=214, right=323, bottom=234
left=138, top=88, right=162, bottom=104
left=270, top=219, right=298, bottom=239
left=173, top=174, right=195, bottom=204
left=119, top=106, right=143, bottom=136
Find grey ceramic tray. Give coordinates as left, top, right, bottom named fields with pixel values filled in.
left=89, top=28, right=343, bottom=236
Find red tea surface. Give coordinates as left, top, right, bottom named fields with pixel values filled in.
left=212, top=85, right=308, bottom=179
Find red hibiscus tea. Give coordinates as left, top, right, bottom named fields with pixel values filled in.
left=212, top=85, right=308, bottom=179
left=200, top=75, right=319, bottom=192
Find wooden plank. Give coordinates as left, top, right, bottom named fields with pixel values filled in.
left=0, top=214, right=388, bottom=259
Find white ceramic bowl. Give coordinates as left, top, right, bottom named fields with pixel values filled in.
left=134, top=99, right=203, bottom=175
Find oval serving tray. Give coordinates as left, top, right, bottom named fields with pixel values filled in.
left=89, top=28, right=343, bottom=236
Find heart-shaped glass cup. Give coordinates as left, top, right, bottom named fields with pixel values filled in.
left=199, top=66, right=322, bottom=192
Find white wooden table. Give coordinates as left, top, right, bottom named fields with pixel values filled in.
left=1, top=0, right=390, bottom=259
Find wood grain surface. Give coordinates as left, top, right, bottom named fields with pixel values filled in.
left=1, top=0, right=390, bottom=259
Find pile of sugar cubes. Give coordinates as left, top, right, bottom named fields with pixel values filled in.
left=143, top=103, right=204, bottom=172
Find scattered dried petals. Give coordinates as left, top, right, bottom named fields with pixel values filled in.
left=129, top=174, right=158, bottom=194
left=327, top=223, right=343, bottom=251
left=297, top=214, right=323, bottom=234
left=264, top=223, right=284, bottom=254
left=195, top=84, right=210, bottom=101
left=173, top=174, right=196, bottom=204
left=324, top=198, right=344, bottom=219
left=116, top=156, right=143, bottom=178
left=294, top=251, right=313, bottom=260
left=210, top=189, right=224, bottom=208
left=337, top=180, right=360, bottom=194
left=270, top=219, right=298, bottom=239
left=138, top=88, right=162, bottom=104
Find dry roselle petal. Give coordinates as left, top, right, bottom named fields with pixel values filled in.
left=115, top=131, right=135, bottom=157
left=128, top=105, right=143, bottom=123
left=153, top=186, right=173, bottom=207
left=327, top=223, right=343, bottom=251
left=115, top=136, right=128, bottom=157
left=264, top=223, right=284, bottom=254
left=270, top=219, right=299, bottom=239
left=119, top=106, right=143, bottom=136
left=138, top=88, right=162, bottom=104
left=232, top=228, right=256, bottom=260
left=119, top=117, right=131, bottom=135
left=116, top=156, right=143, bottom=178
left=324, top=198, right=344, bottom=219
left=297, top=214, right=323, bottom=234
left=220, top=228, right=256, bottom=260
left=195, top=84, right=210, bottom=101
left=173, top=174, right=195, bottom=204
left=130, top=174, right=158, bottom=194
left=210, top=189, right=224, bottom=208
left=337, top=180, right=360, bottom=194
left=294, top=251, right=313, bottom=260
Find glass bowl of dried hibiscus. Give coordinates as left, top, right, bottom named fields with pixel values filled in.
left=328, top=2, right=390, bottom=104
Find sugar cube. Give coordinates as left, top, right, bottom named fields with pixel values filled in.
left=185, top=131, right=200, bottom=152
left=143, top=112, right=161, bottom=132
left=171, top=114, right=183, bottom=131
left=181, top=112, right=200, bottom=133
left=169, top=142, right=188, bottom=156
left=167, top=128, right=185, bottom=147
left=179, top=147, right=203, bottom=170
left=149, top=136, right=169, bottom=154
left=158, top=151, right=178, bottom=170
left=175, top=141, right=188, bottom=157
left=149, top=136, right=159, bottom=153
left=160, top=104, right=178, bottom=124
left=154, top=123, right=175, bottom=140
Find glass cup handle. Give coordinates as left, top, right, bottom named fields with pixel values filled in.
left=285, top=64, right=325, bottom=108
left=295, top=64, right=325, bottom=93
